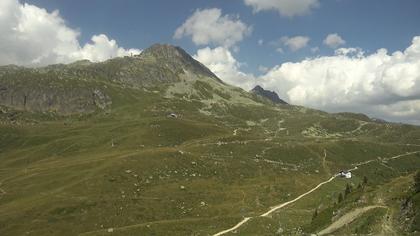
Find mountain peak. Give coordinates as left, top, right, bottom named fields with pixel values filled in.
left=252, top=85, right=264, bottom=92
left=139, top=44, right=219, bottom=81
left=141, top=44, right=188, bottom=59
left=251, top=85, right=288, bottom=105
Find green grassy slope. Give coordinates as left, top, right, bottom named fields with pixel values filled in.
left=1, top=45, right=420, bottom=235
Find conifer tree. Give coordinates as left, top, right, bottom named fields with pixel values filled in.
left=345, top=183, right=352, bottom=196
left=363, top=176, right=368, bottom=185
left=338, top=193, right=344, bottom=203
left=312, top=208, right=318, bottom=221
left=414, top=171, right=420, bottom=193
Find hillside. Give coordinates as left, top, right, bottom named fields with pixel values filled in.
left=1, top=44, right=420, bottom=235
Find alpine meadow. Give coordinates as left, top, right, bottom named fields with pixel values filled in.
left=1, top=0, right=420, bottom=235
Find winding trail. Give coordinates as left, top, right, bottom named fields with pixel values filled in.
left=213, top=217, right=252, bottom=236
left=212, top=151, right=420, bottom=236
left=260, top=175, right=337, bottom=217
left=317, top=205, right=386, bottom=235
left=213, top=175, right=338, bottom=236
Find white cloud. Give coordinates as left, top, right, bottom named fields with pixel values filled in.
left=258, top=39, right=264, bottom=46
left=0, top=0, right=140, bottom=66
left=193, top=47, right=255, bottom=90
left=323, top=33, right=346, bottom=48
left=258, top=65, right=270, bottom=73
left=276, top=48, right=284, bottom=53
left=174, top=8, right=252, bottom=48
left=75, top=34, right=141, bottom=62
left=258, top=36, right=420, bottom=124
left=244, top=0, right=320, bottom=17
left=311, top=47, right=320, bottom=53
left=192, top=36, right=420, bottom=124
left=281, top=36, right=310, bottom=51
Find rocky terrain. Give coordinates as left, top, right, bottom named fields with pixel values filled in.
left=251, top=85, right=288, bottom=105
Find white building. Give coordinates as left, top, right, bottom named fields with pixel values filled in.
left=168, top=113, right=178, bottom=118
left=339, top=171, right=352, bottom=178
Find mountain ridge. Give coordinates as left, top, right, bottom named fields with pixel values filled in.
left=251, top=85, right=288, bottom=105
left=0, top=44, right=224, bottom=114
left=139, top=44, right=221, bottom=82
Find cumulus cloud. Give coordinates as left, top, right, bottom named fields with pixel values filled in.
left=258, top=36, right=420, bottom=124
left=75, top=34, right=141, bottom=62
left=193, top=47, right=255, bottom=90
left=194, top=36, right=420, bottom=124
left=323, top=33, right=346, bottom=48
left=258, top=65, right=270, bottom=73
left=174, top=8, right=252, bottom=48
left=276, top=48, right=284, bottom=53
left=281, top=36, right=310, bottom=51
left=244, top=0, right=320, bottom=17
left=311, top=47, right=320, bottom=53
left=0, top=0, right=140, bottom=66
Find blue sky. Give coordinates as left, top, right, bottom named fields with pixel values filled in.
left=22, top=0, right=420, bottom=75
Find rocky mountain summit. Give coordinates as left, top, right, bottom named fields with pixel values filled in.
left=251, top=85, right=288, bottom=105
left=0, top=44, right=220, bottom=114
left=139, top=44, right=219, bottom=81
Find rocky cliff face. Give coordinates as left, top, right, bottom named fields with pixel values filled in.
left=251, top=85, right=288, bottom=105
left=0, top=44, right=222, bottom=115
left=139, top=44, right=218, bottom=80
left=0, top=71, right=111, bottom=114
left=111, top=44, right=221, bottom=86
